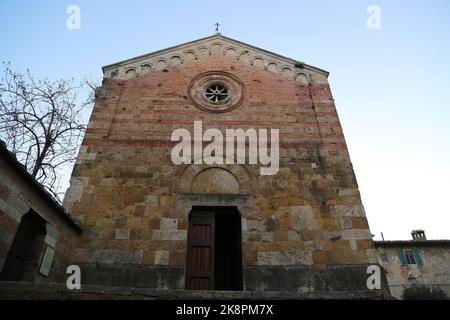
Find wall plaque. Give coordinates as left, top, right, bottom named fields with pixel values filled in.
left=38, top=246, right=55, bottom=277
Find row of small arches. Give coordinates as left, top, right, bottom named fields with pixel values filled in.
left=114, top=43, right=310, bottom=84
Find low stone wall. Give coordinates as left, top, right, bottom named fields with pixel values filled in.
left=244, top=265, right=390, bottom=293
left=0, top=282, right=391, bottom=300
left=79, top=264, right=185, bottom=289
left=70, top=263, right=390, bottom=296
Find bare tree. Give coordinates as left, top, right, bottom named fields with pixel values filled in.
left=0, top=62, right=95, bottom=200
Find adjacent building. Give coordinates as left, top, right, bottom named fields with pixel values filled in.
left=375, top=230, right=450, bottom=299
left=0, top=140, right=81, bottom=283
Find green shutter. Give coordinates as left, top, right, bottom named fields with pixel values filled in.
left=398, top=248, right=408, bottom=266
left=412, top=248, right=423, bottom=266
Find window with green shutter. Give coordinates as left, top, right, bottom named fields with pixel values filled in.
left=398, top=248, right=408, bottom=266
left=412, top=248, right=423, bottom=266
left=398, top=248, right=423, bottom=266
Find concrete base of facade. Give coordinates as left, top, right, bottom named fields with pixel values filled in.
left=77, top=263, right=390, bottom=294
left=0, top=282, right=392, bottom=300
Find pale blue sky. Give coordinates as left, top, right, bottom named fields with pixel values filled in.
left=1, top=0, right=449, bottom=240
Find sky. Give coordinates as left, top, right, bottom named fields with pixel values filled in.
left=0, top=0, right=449, bottom=240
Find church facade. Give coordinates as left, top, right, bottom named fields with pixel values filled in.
left=61, top=34, right=383, bottom=294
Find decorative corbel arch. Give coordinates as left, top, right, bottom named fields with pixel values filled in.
left=154, top=58, right=168, bottom=71
left=124, top=67, right=137, bottom=79
left=251, top=56, right=266, bottom=69
left=210, top=42, right=224, bottom=54
left=169, top=55, right=184, bottom=66
left=265, top=61, right=279, bottom=74
left=280, top=65, right=294, bottom=79
left=224, top=46, right=238, bottom=57
left=237, top=50, right=252, bottom=64
left=183, top=49, right=198, bottom=62
left=196, top=46, right=212, bottom=58
left=294, top=72, right=310, bottom=85
left=140, top=62, right=153, bottom=74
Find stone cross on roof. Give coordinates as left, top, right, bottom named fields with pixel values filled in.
left=214, top=22, right=221, bottom=34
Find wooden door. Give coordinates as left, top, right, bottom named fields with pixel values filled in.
left=185, top=211, right=215, bottom=290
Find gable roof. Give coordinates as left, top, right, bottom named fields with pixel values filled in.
left=102, top=34, right=329, bottom=83
left=374, top=240, right=450, bottom=247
